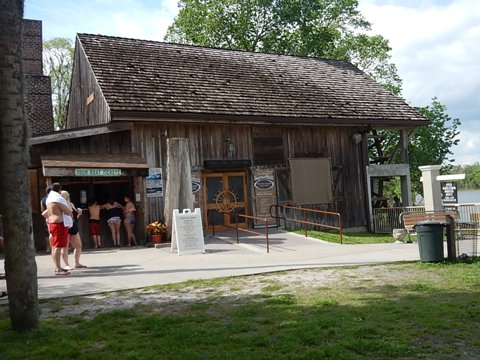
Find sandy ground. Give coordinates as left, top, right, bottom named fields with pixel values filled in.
left=36, top=263, right=423, bottom=320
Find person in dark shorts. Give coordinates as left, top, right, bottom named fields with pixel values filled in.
left=61, top=191, right=86, bottom=269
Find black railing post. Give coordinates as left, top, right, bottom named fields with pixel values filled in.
left=265, top=218, right=269, bottom=253
left=304, top=209, right=307, bottom=237
left=235, top=213, right=239, bottom=244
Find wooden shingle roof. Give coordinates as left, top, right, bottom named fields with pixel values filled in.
left=77, top=33, right=428, bottom=126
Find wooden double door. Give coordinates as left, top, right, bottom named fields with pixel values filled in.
left=203, top=172, right=248, bottom=230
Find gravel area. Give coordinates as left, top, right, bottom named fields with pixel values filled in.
left=36, top=263, right=431, bottom=320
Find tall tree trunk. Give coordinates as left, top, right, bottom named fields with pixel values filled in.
left=164, top=138, right=193, bottom=238
left=0, top=0, right=39, bottom=331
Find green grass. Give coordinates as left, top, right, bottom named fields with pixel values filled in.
left=1, top=261, right=479, bottom=359
left=292, top=229, right=398, bottom=244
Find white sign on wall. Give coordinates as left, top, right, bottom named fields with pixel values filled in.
left=146, top=167, right=163, bottom=198
left=252, top=169, right=277, bottom=227
left=171, top=208, right=205, bottom=255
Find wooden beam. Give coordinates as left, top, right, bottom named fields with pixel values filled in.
left=29, top=122, right=133, bottom=145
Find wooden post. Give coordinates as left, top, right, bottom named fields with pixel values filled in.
left=446, top=215, right=456, bottom=261
left=164, top=138, right=194, bottom=239
left=399, top=129, right=412, bottom=206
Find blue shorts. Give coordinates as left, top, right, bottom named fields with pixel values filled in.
left=125, top=214, right=136, bottom=223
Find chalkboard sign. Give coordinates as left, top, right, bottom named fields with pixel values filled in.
left=441, top=181, right=458, bottom=204
left=171, top=208, right=205, bottom=255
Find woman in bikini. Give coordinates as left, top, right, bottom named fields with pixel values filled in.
left=123, top=195, right=138, bottom=246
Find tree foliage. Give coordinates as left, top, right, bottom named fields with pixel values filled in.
left=165, top=0, right=466, bottom=198
left=451, top=163, right=480, bottom=189
left=165, top=0, right=402, bottom=94
left=43, top=37, right=74, bottom=130
left=380, top=98, right=461, bottom=194
left=0, top=0, right=39, bottom=331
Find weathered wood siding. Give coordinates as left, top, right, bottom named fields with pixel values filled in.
left=67, top=38, right=110, bottom=129
left=30, top=120, right=368, bottom=250
left=29, top=131, right=135, bottom=249
left=131, top=122, right=367, bottom=229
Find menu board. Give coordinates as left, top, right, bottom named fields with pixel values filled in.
left=252, top=169, right=277, bottom=227
left=171, top=208, right=205, bottom=255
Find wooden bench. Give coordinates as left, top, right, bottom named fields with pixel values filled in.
left=399, top=211, right=457, bottom=241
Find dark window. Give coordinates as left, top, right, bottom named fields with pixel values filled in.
left=276, top=168, right=292, bottom=204
left=253, top=136, right=284, bottom=165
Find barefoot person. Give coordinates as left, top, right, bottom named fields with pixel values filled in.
left=61, top=191, right=87, bottom=269
left=123, top=195, right=137, bottom=246
left=88, top=199, right=102, bottom=248
left=104, top=198, right=123, bottom=247
left=44, top=183, right=73, bottom=276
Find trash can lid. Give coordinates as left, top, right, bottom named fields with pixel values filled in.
left=414, top=221, right=447, bottom=227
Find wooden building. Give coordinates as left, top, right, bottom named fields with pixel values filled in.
left=30, top=34, right=429, bottom=248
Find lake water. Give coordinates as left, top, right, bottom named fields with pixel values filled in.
left=458, top=189, right=480, bottom=204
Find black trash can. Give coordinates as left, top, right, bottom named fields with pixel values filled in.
left=414, top=221, right=445, bottom=262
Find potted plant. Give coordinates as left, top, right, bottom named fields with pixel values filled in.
left=146, top=221, right=167, bottom=243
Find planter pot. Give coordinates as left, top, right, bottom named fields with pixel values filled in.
left=151, top=234, right=162, bottom=244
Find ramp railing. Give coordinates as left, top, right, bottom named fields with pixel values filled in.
left=270, top=204, right=342, bottom=244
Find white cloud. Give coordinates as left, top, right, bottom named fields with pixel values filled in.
left=359, top=0, right=480, bottom=165
left=25, top=0, right=179, bottom=41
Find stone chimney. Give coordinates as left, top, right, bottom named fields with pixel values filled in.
left=23, top=19, right=54, bottom=135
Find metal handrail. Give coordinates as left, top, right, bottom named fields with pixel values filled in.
left=210, top=211, right=270, bottom=253
left=270, top=204, right=343, bottom=244
left=234, top=213, right=270, bottom=253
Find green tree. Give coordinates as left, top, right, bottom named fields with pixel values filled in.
left=166, top=0, right=465, bottom=200
left=0, top=0, right=39, bottom=331
left=381, top=98, right=461, bottom=194
left=464, top=163, right=480, bottom=189
left=165, top=0, right=402, bottom=94
left=43, top=37, right=74, bottom=130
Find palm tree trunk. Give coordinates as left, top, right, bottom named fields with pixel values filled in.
left=0, top=0, right=39, bottom=331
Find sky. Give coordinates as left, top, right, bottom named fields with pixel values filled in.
left=24, top=0, right=479, bottom=165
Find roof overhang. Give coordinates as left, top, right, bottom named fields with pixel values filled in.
left=110, top=110, right=430, bottom=129
left=30, top=123, right=133, bottom=146
left=41, top=153, right=149, bottom=177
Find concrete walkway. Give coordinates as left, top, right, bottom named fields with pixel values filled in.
left=0, top=230, right=420, bottom=301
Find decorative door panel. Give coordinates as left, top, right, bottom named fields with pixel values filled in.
left=203, top=172, right=248, bottom=230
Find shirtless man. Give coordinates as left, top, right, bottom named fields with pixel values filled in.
left=44, top=183, right=73, bottom=275
left=88, top=199, right=102, bottom=248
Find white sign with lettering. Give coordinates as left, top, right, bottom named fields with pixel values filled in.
left=171, top=208, right=205, bottom=255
